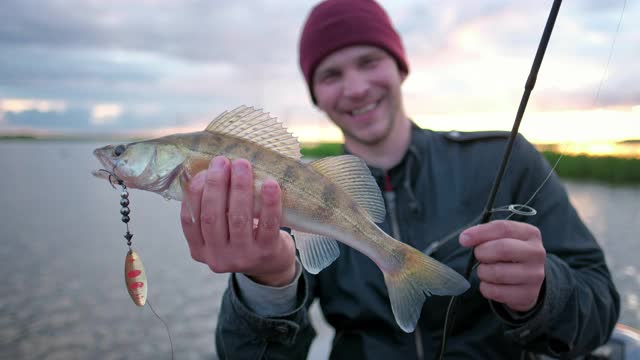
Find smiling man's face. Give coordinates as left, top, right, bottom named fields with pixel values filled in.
left=312, top=45, right=407, bottom=147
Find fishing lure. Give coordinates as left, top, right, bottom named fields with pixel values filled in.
left=119, top=187, right=148, bottom=307
left=96, top=169, right=175, bottom=358
left=98, top=169, right=149, bottom=306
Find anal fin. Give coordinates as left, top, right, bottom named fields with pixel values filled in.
left=291, top=230, right=340, bottom=274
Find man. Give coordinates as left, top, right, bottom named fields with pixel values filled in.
left=180, top=0, right=620, bottom=358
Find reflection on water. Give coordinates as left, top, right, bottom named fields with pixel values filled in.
left=567, top=180, right=640, bottom=329
left=0, top=141, right=638, bottom=359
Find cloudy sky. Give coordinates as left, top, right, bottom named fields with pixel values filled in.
left=0, top=0, right=638, bottom=144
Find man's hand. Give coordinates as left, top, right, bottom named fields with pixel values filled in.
left=180, top=156, right=297, bottom=287
left=459, top=220, right=546, bottom=312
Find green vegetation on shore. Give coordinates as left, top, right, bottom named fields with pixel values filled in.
left=301, top=142, right=344, bottom=158
left=0, top=135, right=39, bottom=140
left=301, top=143, right=640, bottom=185
left=541, top=151, right=640, bottom=185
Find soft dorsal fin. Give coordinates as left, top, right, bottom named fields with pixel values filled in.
left=205, top=106, right=301, bottom=160
left=309, top=155, right=386, bottom=223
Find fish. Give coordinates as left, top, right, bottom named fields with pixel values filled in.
left=92, top=105, right=470, bottom=332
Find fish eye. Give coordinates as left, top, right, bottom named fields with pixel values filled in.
left=113, top=144, right=126, bottom=157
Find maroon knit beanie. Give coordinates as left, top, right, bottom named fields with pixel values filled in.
left=299, top=0, right=409, bottom=103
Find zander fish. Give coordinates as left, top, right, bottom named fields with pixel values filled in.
left=93, top=105, right=469, bottom=332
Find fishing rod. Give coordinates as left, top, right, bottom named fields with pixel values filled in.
left=468, top=0, right=563, bottom=276
left=439, top=0, right=563, bottom=358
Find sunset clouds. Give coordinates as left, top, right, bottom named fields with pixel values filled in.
left=0, top=0, right=637, bottom=142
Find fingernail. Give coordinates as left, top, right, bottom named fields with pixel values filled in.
left=232, top=160, right=248, bottom=175
left=459, top=233, right=470, bottom=246
left=262, top=180, right=277, bottom=193
left=211, top=156, right=226, bottom=170
left=189, top=172, right=205, bottom=191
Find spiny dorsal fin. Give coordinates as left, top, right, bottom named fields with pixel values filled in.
left=309, top=155, right=386, bottom=223
left=205, top=106, right=301, bottom=160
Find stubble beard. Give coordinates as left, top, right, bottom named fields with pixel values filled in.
left=341, top=105, right=398, bottom=147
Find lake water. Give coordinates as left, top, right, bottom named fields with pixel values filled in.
left=1, top=141, right=638, bottom=359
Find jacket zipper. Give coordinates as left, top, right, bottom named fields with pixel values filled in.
left=384, top=175, right=425, bottom=360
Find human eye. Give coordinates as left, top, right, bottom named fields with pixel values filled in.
left=359, top=56, right=381, bottom=69
left=317, top=70, right=340, bottom=84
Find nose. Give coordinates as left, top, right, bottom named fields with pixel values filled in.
left=343, top=70, right=369, bottom=99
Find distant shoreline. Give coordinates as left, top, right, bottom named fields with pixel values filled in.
left=0, top=134, right=146, bottom=142
left=2, top=136, right=639, bottom=184
left=3, top=134, right=640, bottom=146
left=300, top=143, right=640, bottom=185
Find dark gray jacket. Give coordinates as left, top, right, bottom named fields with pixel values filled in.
left=215, top=126, right=620, bottom=359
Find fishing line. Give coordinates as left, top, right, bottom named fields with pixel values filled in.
left=427, top=137, right=573, bottom=261
left=594, top=0, right=627, bottom=108
left=147, top=299, right=175, bottom=360
left=437, top=0, right=628, bottom=357
left=99, top=168, right=175, bottom=360
left=526, top=0, right=627, bottom=191
left=424, top=127, right=567, bottom=258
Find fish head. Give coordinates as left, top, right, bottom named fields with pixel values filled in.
left=92, top=141, right=157, bottom=188
left=93, top=140, right=186, bottom=195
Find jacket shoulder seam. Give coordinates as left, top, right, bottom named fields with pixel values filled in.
left=441, top=130, right=511, bottom=142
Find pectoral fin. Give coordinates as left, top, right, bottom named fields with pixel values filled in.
left=178, top=155, right=216, bottom=223
left=179, top=171, right=197, bottom=223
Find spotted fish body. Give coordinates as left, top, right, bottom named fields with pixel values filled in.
left=93, top=106, right=470, bottom=332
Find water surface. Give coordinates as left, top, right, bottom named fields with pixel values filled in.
left=1, top=141, right=638, bottom=359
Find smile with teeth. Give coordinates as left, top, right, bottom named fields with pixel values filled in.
left=351, top=101, right=378, bottom=116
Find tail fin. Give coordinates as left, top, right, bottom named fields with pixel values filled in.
left=382, top=242, right=469, bottom=333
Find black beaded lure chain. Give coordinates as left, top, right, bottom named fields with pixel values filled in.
left=98, top=169, right=174, bottom=359
left=117, top=182, right=148, bottom=307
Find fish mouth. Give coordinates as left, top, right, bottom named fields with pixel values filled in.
left=93, top=146, right=114, bottom=165
left=92, top=168, right=123, bottom=187
left=92, top=168, right=110, bottom=180
left=92, top=146, right=121, bottom=185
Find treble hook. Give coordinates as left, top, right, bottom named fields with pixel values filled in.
left=96, top=168, right=125, bottom=190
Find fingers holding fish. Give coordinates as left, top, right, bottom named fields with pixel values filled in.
left=222, top=160, right=295, bottom=286
left=226, top=159, right=255, bottom=248
left=255, top=179, right=283, bottom=245
left=249, top=178, right=297, bottom=284
left=180, top=170, right=206, bottom=259
left=181, top=155, right=295, bottom=286
left=200, top=156, right=231, bottom=247
left=245, top=230, right=297, bottom=287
